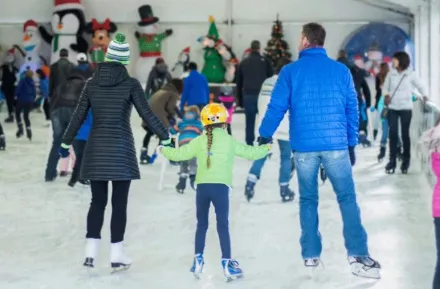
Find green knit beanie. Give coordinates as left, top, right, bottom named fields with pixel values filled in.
left=104, top=32, right=130, bottom=65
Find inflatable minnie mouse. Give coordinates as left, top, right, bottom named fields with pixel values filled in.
left=85, top=18, right=117, bottom=67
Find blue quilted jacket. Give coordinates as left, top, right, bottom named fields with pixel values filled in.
left=259, top=47, right=359, bottom=152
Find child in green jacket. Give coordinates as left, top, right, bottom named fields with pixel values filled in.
left=158, top=103, right=271, bottom=281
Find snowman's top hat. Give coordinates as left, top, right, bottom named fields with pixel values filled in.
left=138, top=5, right=159, bottom=26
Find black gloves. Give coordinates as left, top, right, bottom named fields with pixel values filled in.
left=348, top=146, right=356, bottom=166
left=257, top=136, right=273, bottom=146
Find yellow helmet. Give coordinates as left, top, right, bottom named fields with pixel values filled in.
left=200, top=103, right=229, bottom=127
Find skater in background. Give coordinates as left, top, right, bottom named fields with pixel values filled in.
left=374, top=62, right=389, bottom=141
left=58, top=33, right=172, bottom=271
left=245, top=57, right=295, bottom=203
left=158, top=103, right=271, bottom=280
left=258, top=23, right=381, bottom=278
left=68, top=109, right=92, bottom=187
left=15, top=70, right=36, bottom=140
left=337, top=50, right=371, bottom=147
left=36, top=69, right=51, bottom=124
left=140, top=78, right=183, bottom=164
left=145, top=57, right=172, bottom=100
left=1, top=53, right=18, bottom=123
left=45, top=69, right=86, bottom=182
left=180, top=62, right=210, bottom=112
left=217, top=86, right=235, bottom=135
left=383, top=51, right=428, bottom=174
left=420, top=123, right=440, bottom=289
left=170, top=105, right=204, bottom=193
left=75, top=53, right=94, bottom=79
left=0, top=122, right=5, bottom=150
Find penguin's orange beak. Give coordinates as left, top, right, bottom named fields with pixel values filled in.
left=23, top=35, right=31, bottom=42
left=57, top=23, right=63, bottom=30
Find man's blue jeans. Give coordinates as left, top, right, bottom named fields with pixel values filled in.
left=294, top=150, right=369, bottom=259
left=243, top=94, right=258, bottom=145
left=249, top=139, right=291, bottom=185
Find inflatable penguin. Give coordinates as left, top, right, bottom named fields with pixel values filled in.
left=171, top=46, right=190, bottom=79
left=39, top=0, right=88, bottom=64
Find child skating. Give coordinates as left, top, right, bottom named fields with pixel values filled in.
left=169, top=105, right=204, bottom=193
left=15, top=69, right=36, bottom=140
left=158, top=103, right=271, bottom=281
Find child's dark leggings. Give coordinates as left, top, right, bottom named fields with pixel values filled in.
left=195, top=184, right=231, bottom=259
left=0, top=122, right=4, bottom=135
left=434, top=218, right=440, bottom=289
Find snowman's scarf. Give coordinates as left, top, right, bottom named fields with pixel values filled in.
left=53, top=33, right=77, bottom=52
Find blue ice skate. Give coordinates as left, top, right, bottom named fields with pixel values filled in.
left=222, top=259, right=243, bottom=282
left=190, top=253, right=204, bottom=279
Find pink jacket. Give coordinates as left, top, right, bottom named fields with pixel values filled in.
left=421, top=125, right=440, bottom=217
left=218, top=96, right=235, bottom=124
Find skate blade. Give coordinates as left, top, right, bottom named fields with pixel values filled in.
left=111, top=264, right=131, bottom=274
left=226, top=274, right=244, bottom=282
left=351, top=270, right=381, bottom=280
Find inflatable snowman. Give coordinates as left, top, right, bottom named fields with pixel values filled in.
left=19, top=19, right=42, bottom=74
left=134, top=5, right=173, bottom=85
left=39, top=0, right=88, bottom=64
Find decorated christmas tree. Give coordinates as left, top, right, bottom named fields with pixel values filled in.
left=264, top=15, right=292, bottom=67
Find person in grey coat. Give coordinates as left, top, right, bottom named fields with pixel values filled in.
left=59, top=33, right=172, bottom=271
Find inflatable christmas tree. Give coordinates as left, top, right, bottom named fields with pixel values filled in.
left=201, top=16, right=225, bottom=83
left=264, top=15, right=292, bottom=68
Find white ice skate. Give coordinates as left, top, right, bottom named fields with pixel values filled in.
left=304, top=258, right=324, bottom=278
left=83, top=238, right=100, bottom=268
left=190, top=253, right=204, bottom=279
left=222, top=259, right=244, bottom=282
left=110, top=242, right=132, bottom=273
left=348, top=256, right=381, bottom=279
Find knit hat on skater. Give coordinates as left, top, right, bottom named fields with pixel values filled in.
left=104, top=32, right=130, bottom=65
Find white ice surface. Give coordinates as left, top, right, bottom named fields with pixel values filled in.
left=0, top=110, right=435, bottom=289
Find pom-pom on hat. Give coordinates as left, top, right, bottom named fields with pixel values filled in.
left=104, top=32, right=130, bottom=65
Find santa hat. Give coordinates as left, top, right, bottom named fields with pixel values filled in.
left=383, top=56, right=391, bottom=63
left=54, top=0, right=83, bottom=12
left=23, top=20, right=38, bottom=32
left=182, top=47, right=190, bottom=54
left=8, top=48, right=15, bottom=55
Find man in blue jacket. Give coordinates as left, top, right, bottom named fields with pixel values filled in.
left=258, top=23, right=380, bottom=279
left=180, top=62, right=209, bottom=112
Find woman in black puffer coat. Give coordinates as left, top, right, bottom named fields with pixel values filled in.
left=60, top=33, right=170, bottom=271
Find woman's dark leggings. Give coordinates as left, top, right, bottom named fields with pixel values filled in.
left=43, top=98, right=50, bottom=121
left=388, top=109, right=412, bottom=161
left=434, top=218, right=440, bottom=289
left=70, top=140, right=86, bottom=184
left=195, top=184, right=231, bottom=259
left=87, top=181, right=131, bottom=243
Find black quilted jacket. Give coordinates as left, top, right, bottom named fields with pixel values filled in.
left=62, top=62, right=169, bottom=181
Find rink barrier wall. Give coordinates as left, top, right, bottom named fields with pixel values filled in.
left=411, top=100, right=440, bottom=187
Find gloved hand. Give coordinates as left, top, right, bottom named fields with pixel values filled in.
left=59, top=143, right=70, bottom=158
left=257, top=136, right=272, bottom=145
left=161, top=138, right=175, bottom=148
left=370, top=106, right=375, bottom=112
left=348, top=146, right=356, bottom=166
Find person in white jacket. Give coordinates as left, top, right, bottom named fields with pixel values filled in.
left=382, top=51, right=428, bottom=174
left=244, top=57, right=295, bottom=203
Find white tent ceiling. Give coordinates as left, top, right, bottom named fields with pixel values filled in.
left=360, top=0, right=427, bottom=13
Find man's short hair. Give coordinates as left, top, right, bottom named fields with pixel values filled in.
left=171, top=78, right=183, bottom=93
left=188, top=62, right=197, bottom=70
left=250, top=40, right=260, bottom=51
left=302, top=22, right=326, bottom=46
left=59, top=48, right=68, bottom=57
left=393, top=51, right=410, bottom=71
left=276, top=57, right=292, bottom=74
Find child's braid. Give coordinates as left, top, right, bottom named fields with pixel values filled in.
left=206, top=125, right=213, bottom=168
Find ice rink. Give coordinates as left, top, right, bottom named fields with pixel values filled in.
left=0, top=110, right=435, bottom=289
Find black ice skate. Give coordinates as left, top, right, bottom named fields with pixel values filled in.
left=139, top=148, right=150, bottom=164
left=16, top=124, right=23, bottom=138
left=319, top=165, right=327, bottom=183
left=280, top=185, right=295, bottom=202
left=377, top=146, right=385, bottom=162
left=400, top=157, right=410, bottom=174
left=26, top=127, right=32, bottom=141
left=176, top=174, right=187, bottom=194
left=4, top=115, right=13, bottom=123
left=244, top=180, right=256, bottom=202
left=0, top=135, right=5, bottom=151
left=385, top=159, right=396, bottom=174
left=348, top=256, right=381, bottom=279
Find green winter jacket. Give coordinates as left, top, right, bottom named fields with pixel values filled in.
left=161, top=128, right=270, bottom=186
